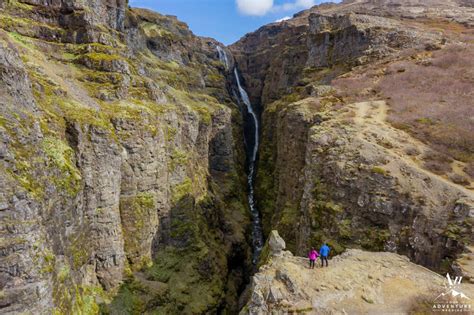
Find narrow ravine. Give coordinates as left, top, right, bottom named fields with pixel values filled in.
left=217, top=45, right=264, bottom=264
left=233, top=68, right=264, bottom=264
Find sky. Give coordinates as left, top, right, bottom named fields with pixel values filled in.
left=128, top=0, right=340, bottom=45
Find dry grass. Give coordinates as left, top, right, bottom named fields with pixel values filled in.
left=418, top=19, right=471, bottom=34
left=333, top=43, right=474, bottom=177
left=464, top=163, right=474, bottom=178
left=422, top=150, right=453, bottom=175
left=333, top=70, right=379, bottom=101
left=449, top=173, right=470, bottom=186
left=407, top=295, right=435, bottom=315
left=380, top=44, right=474, bottom=165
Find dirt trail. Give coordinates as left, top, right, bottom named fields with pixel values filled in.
left=354, top=100, right=386, bottom=126
left=351, top=100, right=474, bottom=198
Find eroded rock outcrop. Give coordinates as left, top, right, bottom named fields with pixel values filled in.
left=243, top=235, right=474, bottom=314
left=298, top=100, right=474, bottom=270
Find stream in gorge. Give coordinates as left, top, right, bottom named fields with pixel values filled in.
left=217, top=46, right=264, bottom=264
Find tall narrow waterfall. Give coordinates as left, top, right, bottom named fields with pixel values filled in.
left=216, top=46, right=230, bottom=70
left=234, top=68, right=264, bottom=264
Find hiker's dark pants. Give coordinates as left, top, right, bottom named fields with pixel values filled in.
left=321, top=255, right=328, bottom=267
left=309, top=259, right=315, bottom=268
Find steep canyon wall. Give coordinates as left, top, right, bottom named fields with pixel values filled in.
left=0, top=1, right=252, bottom=313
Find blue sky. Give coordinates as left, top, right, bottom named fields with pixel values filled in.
left=129, top=0, right=339, bottom=45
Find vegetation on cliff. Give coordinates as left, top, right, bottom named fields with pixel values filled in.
left=1, top=0, right=473, bottom=314
left=0, top=1, right=251, bottom=313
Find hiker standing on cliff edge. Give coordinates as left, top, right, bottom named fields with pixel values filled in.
left=320, top=243, right=330, bottom=267
left=308, top=248, right=319, bottom=269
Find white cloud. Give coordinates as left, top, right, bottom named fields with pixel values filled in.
left=236, top=0, right=274, bottom=16
left=236, top=0, right=316, bottom=16
left=276, top=16, right=291, bottom=22
left=274, top=0, right=316, bottom=12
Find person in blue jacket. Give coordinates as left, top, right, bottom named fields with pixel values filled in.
left=320, top=243, right=330, bottom=267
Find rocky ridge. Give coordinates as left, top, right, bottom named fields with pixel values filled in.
left=243, top=230, right=474, bottom=314
left=230, top=0, right=474, bottom=106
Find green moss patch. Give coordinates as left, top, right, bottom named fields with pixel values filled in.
left=107, top=193, right=233, bottom=314
left=170, top=178, right=193, bottom=204
left=75, top=52, right=128, bottom=73
left=168, top=148, right=188, bottom=172
left=371, top=166, right=389, bottom=176
left=120, top=192, right=156, bottom=270
left=443, top=221, right=472, bottom=243
left=360, top=228, right=391, bottom=251
left=42, top=137, right=82, bottom=196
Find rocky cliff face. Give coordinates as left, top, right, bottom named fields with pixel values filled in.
left=0, top=1, right=251, bottom=313
left=232, top=0, right=474, bottom=276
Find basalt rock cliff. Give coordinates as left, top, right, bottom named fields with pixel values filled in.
left=0, top=0, right=251, bottom=313
left=0, top=0, right=473, bottom=314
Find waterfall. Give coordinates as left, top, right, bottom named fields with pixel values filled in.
left=216, top=46, right=230, bottom=70
left=234, top=69, right=259, bottom=163
left=234, top=68, right=264, bottom=264
left=215, top=44, right=264, bottom=264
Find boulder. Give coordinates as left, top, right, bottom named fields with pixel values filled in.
left=267, top=286, right=283, bottom=303
left=268, top=230, right=286, bottom=256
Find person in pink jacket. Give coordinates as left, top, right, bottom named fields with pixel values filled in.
left=308, top=248, right=319, bottom=269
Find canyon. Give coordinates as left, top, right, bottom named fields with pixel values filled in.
left=0, top=0, right=473, bottom=314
